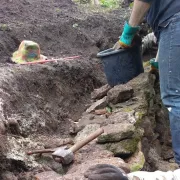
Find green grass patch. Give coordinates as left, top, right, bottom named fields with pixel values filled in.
left=100, top=0, right=119, bottom=8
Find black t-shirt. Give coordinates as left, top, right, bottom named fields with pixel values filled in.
left=141, top=0, right=180, bottom=37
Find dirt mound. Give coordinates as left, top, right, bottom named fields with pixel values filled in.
left=0, top=0, right=129, bottom=63
left=0, top=59, right=106, bottom=178
left=0, top=60, right=105, bottom=137
left=0, top=0, right=132, bottom=178
left=0, top=0, right=128, bottom=136
left=1, top=0, right=75, bottom=23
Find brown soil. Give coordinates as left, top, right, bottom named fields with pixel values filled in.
left=0, top=0, right=128, bottom=63
left=0, top=0, right=169, bottom=178
left=0, top=0, right=132, bottom=178
left=0, top=0, right=131, bottom=137
left=0, top=0, right=130, bottom=136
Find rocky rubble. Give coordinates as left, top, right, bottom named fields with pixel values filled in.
left=0, top=64, right=178, bottom=179
left=91, top=84, right=111, bottom=100
left=33, top=71, right=178, bottom=179
left=0, top=59, right=105, bottom=179
left=107, top=84, right=134, bottom=104
left=73, top=72, right=178, bottom=174
left=0, top=0, right=167, bottom=179
left=97, top=123, right=135, bottom=143
left=35, top=142, right=130, bottom=179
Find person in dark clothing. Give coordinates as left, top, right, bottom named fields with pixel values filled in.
left=114, top=0, right=180, bottom=166
left=84, top=164, right=180, bottom=180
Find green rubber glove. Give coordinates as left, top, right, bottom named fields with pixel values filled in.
left=150, top=58, right=159, bottom=69
left=149, top=58, right=159, bottom=81
left=119, top=22, right=140, bottom=48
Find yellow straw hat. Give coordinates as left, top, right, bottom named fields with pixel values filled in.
left=11, top=40, right=47, bottom=64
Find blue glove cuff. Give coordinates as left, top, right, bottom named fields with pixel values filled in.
left=123, top=21, right=140, bottom=35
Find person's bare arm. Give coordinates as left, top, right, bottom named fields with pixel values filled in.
left=113, top=0, right=152, bottom=49
left=129, top=0, right=152, bottom=27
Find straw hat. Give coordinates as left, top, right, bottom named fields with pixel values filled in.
left=11, top=40, right=47, bottom=64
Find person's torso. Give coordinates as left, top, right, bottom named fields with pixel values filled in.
left=146, top=0, right=180, bottom=33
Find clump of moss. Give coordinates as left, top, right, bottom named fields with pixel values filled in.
left=0, top=24, right=9, bottom=31
left=134, top=111, right=146, bottom=127
left=130, top=154, right=145, bottom=172
left=106, top=138, right=139, bottom=157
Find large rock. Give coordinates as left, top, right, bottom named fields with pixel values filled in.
left=124, top=73, right=156, bottom=120
left=1, top=171, right=18, bottom=180
left=147, top=148, right=179, bottom=171
left=107, top=84, right=134, bottom=104
left=108, top=111, right=136, bottom=124
left=78, top=111, right=136, bottom=131
left=139, top=116, right=155, bottom=141
left=128, top=73, right=155, bottom=99
left=155, top=109, right=170, bottom=145
left=75, top=124, right=100, bottom=142
left=91, top=84, right=111, bottom=100
left=161, top=145, right=174, bottom=160
left=128, top=150, right=145, bottom=172
left=97, top=123, right=135, bottom=143
left=86, top=96, right=108, bottom=113
left=5, top=136, right=44, bottom=169
left=105, top=138, right=139, bottom=157
left=156, top=161, right=179, bottom=172
left=126, top=143, right=145, bottom=172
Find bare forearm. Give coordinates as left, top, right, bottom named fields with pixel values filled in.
left=129, top=0, right=151, bottom=27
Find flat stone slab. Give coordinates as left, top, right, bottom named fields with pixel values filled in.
left=78, top=111, right=136, bottom=131
left=105, top=138, right=139, bottom=157
left=97, top=123, right=135, bottom=143
left=86, top=96, right=108, bottom=113
left=91, top=84, right=111, bottom=100
left=75, top=124, right=100, bottom=142
left=107, top=84, right=134, bottom=104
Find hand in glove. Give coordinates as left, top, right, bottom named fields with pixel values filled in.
left=84, top=164, right=128, bottom=180
left=150, top=58, right=158, bottom=69
left=113, top=21, right=140, bottom=50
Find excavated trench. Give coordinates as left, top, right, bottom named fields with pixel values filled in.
left=0, top=0, right=178, bottom=179
left=0, top=59, right=106, bottom=178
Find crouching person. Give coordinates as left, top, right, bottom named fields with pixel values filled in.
left=84, top=164, right=180, bottom=180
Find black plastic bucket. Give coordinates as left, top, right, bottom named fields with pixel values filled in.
left=97, top=45, right=144, bottom=87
